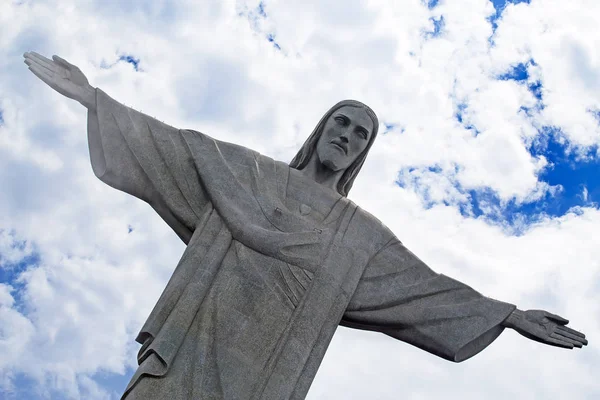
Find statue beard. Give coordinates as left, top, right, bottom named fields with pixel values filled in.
left=322, top=158, right=339, bottom=171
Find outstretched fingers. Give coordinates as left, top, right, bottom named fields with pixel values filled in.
left=550, top=332, right=583, bottom=348
left=24, top=52, right=60, bottom=77
left=557, top=325, right=586, bottom=339
left=52, top=55, right=73, bottom=68
left=546, top=334, right=575, bottom=349
left=556, top=327, right=588, bottom=346
left=29, top=51, right=54, bottom=65
left=545, top=312, right=569, bottom=325
left=29, top=52, right=60, bottom=71
left=28, top=64, right=56, bottom=88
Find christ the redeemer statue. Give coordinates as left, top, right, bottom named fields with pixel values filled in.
left=23, top=52, right=587, bottom=400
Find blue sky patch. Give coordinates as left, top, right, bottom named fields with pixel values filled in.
left=529, top=127, right=600, bottom=207
left=528, top=81, right=543, bottom=101
left=497, top=60, right=544, bottom=103
left=455, top=103, right=468, bottom=123
left=3, top=371, right=123, bottom=400
left=0, top=373, right=41, bottom=400
left=239, top=1, right=283, bottom=52
left=383, top=123, right=396, bottom=134
left=267, top=33, right=281, bottom=50
left=91, top=369, right=134, bottom=397
left=455, top=103, right=482, bottom=136
left=490, top=0, right=531, bottom=9
left=498, top=62, right=529, bottom=81
left=257, top=1, right=267, bottom=17
left=403, top=51, right=597, bottom=235
left=99, top=54, right=141, bottom=71
left=589, top=108, right=600, bottom=125
left=488, top=0, right=532, bottom=38
left=425, top=16, right=445, bottom=38
left=0, top=232, right=41, bottom=313
left=382, top=123, right=405, bottom=135
left=0, top=230, right=40, bottom=271
left=119, top=55, right=140, bottom=71
left=424, top=0, right=440, bottom=8
left=396, top=129, right=600, bottom=235
left=241, top=2, right=267, bottom=28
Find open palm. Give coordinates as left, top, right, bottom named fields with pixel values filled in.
left=510, top=309, right=588, bottom=349
left=23, top=51, right=95, bottom=109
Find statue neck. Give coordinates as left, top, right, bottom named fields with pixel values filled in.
left=299, top=154, right=344, bottom=194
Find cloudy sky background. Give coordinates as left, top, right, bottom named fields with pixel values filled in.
left=1, top=0, right=599, bottom=398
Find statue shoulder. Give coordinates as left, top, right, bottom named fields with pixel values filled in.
left=182, top=129, right=260, bottom=164
left=347, top=203, right=397, bottom=254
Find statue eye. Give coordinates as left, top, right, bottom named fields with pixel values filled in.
left=334, top=116, right=347, bottom=125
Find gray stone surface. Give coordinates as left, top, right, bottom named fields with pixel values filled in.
left=23, top=51, right=588, bottom=400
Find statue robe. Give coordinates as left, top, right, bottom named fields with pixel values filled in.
left=87, top=89, right=516, bottom=400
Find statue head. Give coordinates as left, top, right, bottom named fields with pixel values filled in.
left=289, top=100, right=379, bottom=197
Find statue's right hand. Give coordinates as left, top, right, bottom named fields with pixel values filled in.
left=23, top=51, right=96, bottom=109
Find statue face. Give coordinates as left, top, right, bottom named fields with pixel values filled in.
left=316, top=105, right=374, bottom=171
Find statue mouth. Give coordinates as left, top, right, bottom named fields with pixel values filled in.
left=331, top=141, right=347, bottom=154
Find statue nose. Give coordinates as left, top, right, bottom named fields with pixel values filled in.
left=339, top=135, right=349, bottom=143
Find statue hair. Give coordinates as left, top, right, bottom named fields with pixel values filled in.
left=288, top=100, right=379, bottom=197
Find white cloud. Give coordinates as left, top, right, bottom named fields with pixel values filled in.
left=0, top=0, right=598, bottom=398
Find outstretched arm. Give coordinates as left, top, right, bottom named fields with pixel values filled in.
left=343, top=237, right=587, bottom=362
left=23, top=51, right=210, bottom=244
left=502, top=308, right=587, bottom=349
left=342, top=237, right=516, bottom=362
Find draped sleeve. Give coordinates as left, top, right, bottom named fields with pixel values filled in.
left=87, top=88, right=211, bottom=244
left=341, top=237, right=516, bottom=362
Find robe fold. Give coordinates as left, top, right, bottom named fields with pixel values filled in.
left=87, top=88, right=516, bottom=400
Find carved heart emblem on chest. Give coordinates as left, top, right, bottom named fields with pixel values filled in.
left=299, top=204, right=312, bottom=215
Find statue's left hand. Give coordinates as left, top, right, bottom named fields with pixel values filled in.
left=23, top=51, right=96, bottom=109
left=504, top=309, right=588, bottom=349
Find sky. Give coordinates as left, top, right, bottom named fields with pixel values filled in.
left=0, top=0, right=599, bottom=399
